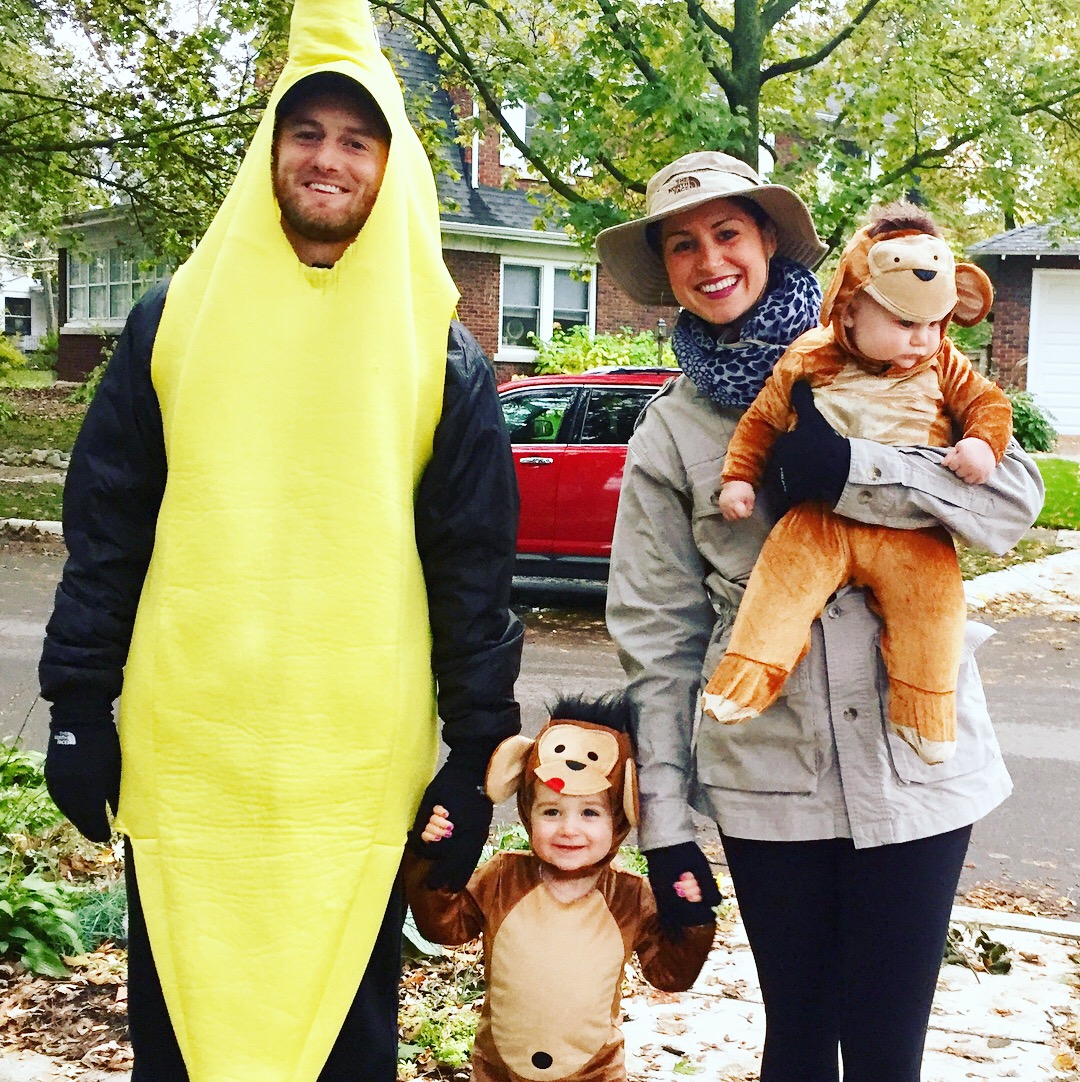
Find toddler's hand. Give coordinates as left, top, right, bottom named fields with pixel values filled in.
left=421, top=805, right=454, bottom=844
left=673, top=871, right=703, bottom=904
left=718, top=480, right=755, bottom=520
left=942, top=437, right=996, bottom=485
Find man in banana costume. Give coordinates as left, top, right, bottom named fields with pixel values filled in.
left=38, top=0, right=522, bottom=1079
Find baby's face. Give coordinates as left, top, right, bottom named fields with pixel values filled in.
left=844, top=292, right=943, bottom=369
left=529, top=789, right=615, bottom=875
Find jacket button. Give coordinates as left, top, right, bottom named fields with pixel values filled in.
left=843, top=707, right=858, bottom=722
left=857, top=489, right=873, bottom=504
left=869, top=466, right=882, bottom=480
left=827, top=605, right=842, bottom=619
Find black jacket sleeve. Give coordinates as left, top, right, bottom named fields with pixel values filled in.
left=38, top=283, right=169, bottom=724
left=414, top=322, right=523, bottom=754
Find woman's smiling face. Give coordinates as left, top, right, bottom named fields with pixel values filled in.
left=661, top=198, right=777, bottom=327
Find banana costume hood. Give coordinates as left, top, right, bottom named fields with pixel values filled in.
left=113, top=0, right=457, bottom=1078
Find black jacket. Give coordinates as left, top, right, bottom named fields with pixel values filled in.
left=40, top=281, right=522, bottom=753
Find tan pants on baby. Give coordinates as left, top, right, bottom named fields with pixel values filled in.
left=702, top=503, right=966, bottom=764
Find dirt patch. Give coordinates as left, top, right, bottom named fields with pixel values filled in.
left=959, top=880, right=1078, bottom=920
left=2, top=388, right=86, bottom=424
left=0, top=952, right=131, bottom=1074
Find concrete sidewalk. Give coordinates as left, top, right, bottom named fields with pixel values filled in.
left=622, top=906, right=1080, bottom=1081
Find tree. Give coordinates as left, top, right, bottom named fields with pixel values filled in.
left=0, top=0, right=291, bottom=260
left=4, top=0, right=1079, bottom=258
left=370, top=0, right=1080, bottom=250
left=0, top=0, right=462, bottom=260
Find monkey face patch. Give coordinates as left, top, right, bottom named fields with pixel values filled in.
left=533, top=724, right=620, bottom=796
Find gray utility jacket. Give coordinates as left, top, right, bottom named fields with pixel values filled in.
left=607, top=375, right=1045, bottom=852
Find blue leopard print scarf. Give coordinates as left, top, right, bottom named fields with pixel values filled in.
left=672, top=257, right=822, bottom=408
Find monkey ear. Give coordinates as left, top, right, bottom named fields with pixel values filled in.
left=485, top=735, right=535, bottom=803
left=952, top=263, right=994, bottom=327
left=622, top=758, right=639, bottom=828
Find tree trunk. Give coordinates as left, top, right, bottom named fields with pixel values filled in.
left=728, top=0, right=764, bottom=166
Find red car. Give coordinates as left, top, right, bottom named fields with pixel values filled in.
left=498, top=367, right=678, bottom=586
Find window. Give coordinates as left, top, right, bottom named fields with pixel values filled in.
left=499, top=261, right=594, bottom=356
left=578, top=388, right=656, bottom=445
left=3, top=297, right=31, bottom=337
left=500, top=387, right=578, bottom=444
left=67, top=246, right=169, bottom=325
left=499, top=103, right=541, bottom=171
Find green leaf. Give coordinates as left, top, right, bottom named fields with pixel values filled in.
left=20, top=937, right=70, bottom=978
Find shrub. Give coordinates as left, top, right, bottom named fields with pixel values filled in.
left=532, top=325, right=674, bottom=375
left=0, top=872, right=86, bottom=976
left=0, top=335, right=28, bottom=379
left=71, top=881, right=128, bottom=949
left=68, top=360, right=107, bottom=405
left=27, top=329, right=59, bottom=371
left=1006, top=389, right=1057, bottom=453
left=1, top=746, right=64, bottom=839
left=0, top=743, right=106, bottom=975
left=0, top=396, right=16, bottom=426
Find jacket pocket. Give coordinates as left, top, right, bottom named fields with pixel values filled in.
left=694, top=646, right=822, bottom=794
left=886, top=620, right=1000, bottom=784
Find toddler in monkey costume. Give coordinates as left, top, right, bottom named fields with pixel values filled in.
left=702, top=203, right=1012, bottom=764
left=405, top=693, right=715, bottom=1082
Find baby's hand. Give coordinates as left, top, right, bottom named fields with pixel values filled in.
left=942, top=437, right=997, bottom=485
left=718, top=480, right=756, bottom=520
left=421, top=805, right=454, bottom=844
left=673, top=871, right=702, bottom=904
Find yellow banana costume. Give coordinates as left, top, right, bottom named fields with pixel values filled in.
left=112, top=0, right=456, bottom=1077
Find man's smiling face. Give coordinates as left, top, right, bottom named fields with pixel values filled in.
left=272, top=88, right=390, bottom=266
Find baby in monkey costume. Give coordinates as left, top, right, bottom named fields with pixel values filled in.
left=701, top=203, right=1012, bottom=764
left=405, top=693, right=715, bottom=1082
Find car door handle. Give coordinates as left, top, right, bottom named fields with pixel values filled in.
left=519, top=456, right=554, bottom=465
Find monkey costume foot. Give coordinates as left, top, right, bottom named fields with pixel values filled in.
left=701, top=655, right=789, bottom=724
left=888, top=680, right=957, bottom=764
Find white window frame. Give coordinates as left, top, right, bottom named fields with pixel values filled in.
left=66, top=245, right=169, bottom=330
left=497, top=258, right=596, bottom=362
left=3, top=294, right=32, bottom=338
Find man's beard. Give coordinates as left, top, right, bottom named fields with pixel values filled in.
left=275, top=189, right=370, bottom=244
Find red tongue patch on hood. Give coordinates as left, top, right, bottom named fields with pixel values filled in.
left=544, top=777, right=565, bottom=793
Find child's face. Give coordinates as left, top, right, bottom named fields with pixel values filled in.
left=529, top=788, right=615, bottom=874
left=843, top=292, right=944, bottom=369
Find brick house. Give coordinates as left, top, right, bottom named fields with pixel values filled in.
left=969, top=224, right=1080, bottom=434
left=55, top=23, right=675, bottom=383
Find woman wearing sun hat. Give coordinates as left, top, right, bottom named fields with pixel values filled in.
left=599, top=151, right=1043, bottom=1081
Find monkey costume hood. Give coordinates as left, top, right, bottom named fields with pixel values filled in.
left=112, top=0, right=457, bottom=1078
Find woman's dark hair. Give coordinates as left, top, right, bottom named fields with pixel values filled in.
left=645, top=195, right=772, bottom=256
left=274, top=72, right=391, bottom=144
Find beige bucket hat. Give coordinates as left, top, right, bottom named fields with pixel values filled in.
left=595, top=151, right=828, bottom=306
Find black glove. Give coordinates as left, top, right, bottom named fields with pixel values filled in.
left=45, top=720, right=121, bottom=844
left=408, top=745, right=494, bottom=892
left=644, top=841, right=722, bottom=934
left=765, top=380, right=851, bottom=513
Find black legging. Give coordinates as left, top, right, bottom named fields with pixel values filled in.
left=125, top=847, right=405, bottom=1082
left=720, top=825, right=971, bottom=1082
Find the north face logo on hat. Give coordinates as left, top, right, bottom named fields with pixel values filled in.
left=667, top=175, right=701, bottom=194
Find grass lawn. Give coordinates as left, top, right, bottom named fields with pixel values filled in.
left=0, top=389, right=86, bottom=453
left=1034, top=456, right=1080, bottom=530
left=0, top=482, right=64, bottom=521
left=1, top=370, right=56, bottom=388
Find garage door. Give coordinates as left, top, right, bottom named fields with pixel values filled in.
left=1028, top=269, right=1080, bottom=435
